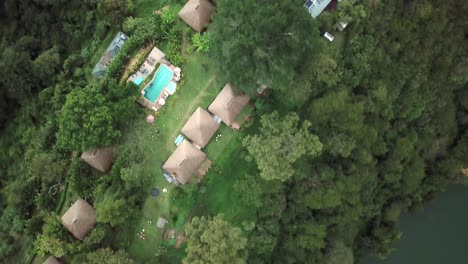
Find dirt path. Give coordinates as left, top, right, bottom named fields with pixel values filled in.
left=119, top=44, right=152, bottom=83
left=165, top=75, right=216, bottom=148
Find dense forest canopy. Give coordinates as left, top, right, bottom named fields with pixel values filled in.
left=0, top=0, right=467, bottom=263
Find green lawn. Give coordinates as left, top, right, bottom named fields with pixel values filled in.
left=332, top=31, right=346, bottom=49
left=113, top=51, right=246, bottom=263
left=194, top=132, right=258, bottom=225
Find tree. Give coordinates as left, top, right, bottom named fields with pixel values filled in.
left=233, top=174, right=263, bottom=207
left=0, top=233, right=16, bottom=259
left=57, top=84, right=120, bottom=151
left=243, top=112, right=322, bottom=181
left=80, top=224, right=108, bottom=252
left=119, top=163, right=148, bottom=189
left=34, top=214, right=73, bottom=257
left=278, top=50, right=340, bottom=107
left=95, top=195, right=132, bottom=227
left=105, top=80, right=139, bottom=126
left=84, top=248, right=135, bottom=264
left=210, top=0, right=323, bottom=92
left=185, top=215, right=247, bottom=264
left=0, top=47, right=33, bottom=99
left=308, top=90, right=365, bottom=158
left=32, top=46, right=61, bottom=83
left=191, top=33, right=211, bottom=53
left=100, top=0, right=134, bottom=25
left=69, top=158, right=97, bottom=200
left=122, top=17, right=142, bottom=34
left=325, top=240, right=354, bottom=264
left=4, top=180, right=27, bottom=208
left=277, top=221, right=327, bottom=263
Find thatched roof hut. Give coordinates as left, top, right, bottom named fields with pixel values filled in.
left=162, top=140, right=206, bottom=184
left=208, top=83, right=249, bottom=127
left=61, top=198, right=96, bottom=240
left=81, top=147, right=114, bottom=173
left=182, top=107, right=220, bottom=148
left=178, top=0, right=215, bottom=32
left=43, top=256, right=61, bottom=264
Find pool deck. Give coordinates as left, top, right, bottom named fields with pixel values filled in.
left=128, top=47, right=166, bottom=85
left=138, top=62, right=178, bottom=112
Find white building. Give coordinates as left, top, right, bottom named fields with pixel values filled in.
left=304, top=0, right=332, bottom=18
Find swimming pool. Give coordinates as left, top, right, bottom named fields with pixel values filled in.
left=166, top=81, right=177, bottom=94
left=134, top=76, right=144, bottom=85
left=143, top=64, right=174, bottom=102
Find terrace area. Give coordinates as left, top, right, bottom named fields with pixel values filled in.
left=137, top=63, right=179, bottom=111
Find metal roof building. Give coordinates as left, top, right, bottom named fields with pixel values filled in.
left=92, top=31, right=128, bottom=79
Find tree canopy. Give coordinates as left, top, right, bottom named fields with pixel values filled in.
left=84, top=248, right=135, bottom=264
left=0, top=0, right=466, bottom=263
left=243, top=111, right=322, bottom=181
left=185, top=215, right=247, bottom=264
left=210, top=0, right=323, bottom=92
left=57, top=84, right=120, bottom=152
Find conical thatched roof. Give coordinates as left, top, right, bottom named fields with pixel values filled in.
left=81, top=147, right=114, bottom=173
left=182, top=107, right=220, bottom=148
left=178, top=0, right=215, bottom=32
left=208, top=83, right=250, bottom=126
left=61, top=198, right=96, bottom=240
left=162, top=140, right=206, bottom=184
left=43, top=256, right=60, bottom=264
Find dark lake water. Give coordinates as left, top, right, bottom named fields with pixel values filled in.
left=361, top=184, right=468, bottom=264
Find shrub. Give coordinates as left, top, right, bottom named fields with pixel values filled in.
left=69, top=157, right=96, bottom=200
left=167, top=41, right=186, bottom=66
left=191, top=33, right=211, bottom=53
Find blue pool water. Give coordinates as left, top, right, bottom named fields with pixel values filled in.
left=143, top=64, right=174, bottom=102
left=134, top=76, right=144, bottom=85
left=166, top=81, right=177, bottom=94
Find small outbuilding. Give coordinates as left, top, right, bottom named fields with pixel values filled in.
left=163, top=140, right=207, bottom=184
left=304, top=0, right=332, bottom=18
left=182, top=107, right=220, bottom=148
left=157, top=217, right=168, bottom=229
left=324, top=32, right=335, bottom=42
left=43, top=256, right=61, bottom=264
left=335, top=20, right=349, bottom=31
left=178, top=0, right=215, bottom=32
left=81, top=147, right=114, bottom=173
left=61, top=198, right=97, bottom=240
left=208, top=83, right=249, bottom=127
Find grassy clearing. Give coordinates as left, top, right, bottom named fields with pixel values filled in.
left=117, top=49, right=259, bottom=262
left=332, top=31, right=346, bottom=49
left=115, top=52, right=237, bottom=263
left=203, top=125, right=237, bottom=162
left=194, top=133, right=258, bottom=225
